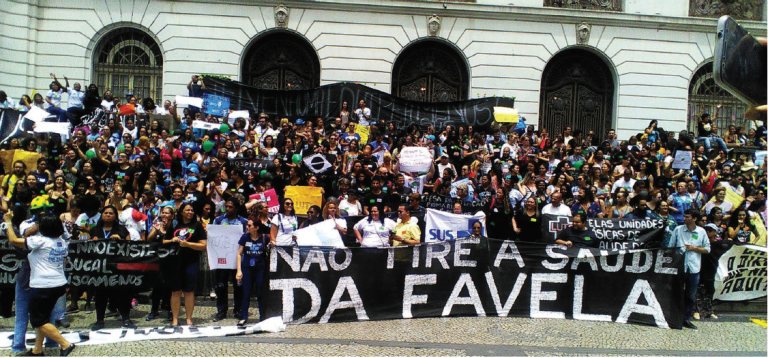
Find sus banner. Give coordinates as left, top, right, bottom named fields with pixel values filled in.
left=263, top=239, right=685, bottom=329
left=541, top=215, right=666, bottom=251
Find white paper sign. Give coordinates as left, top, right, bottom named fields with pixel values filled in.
left=424, top=209, right=486, bottom=243
left=33, top=122, right=71, bottom=139
left=230, top=110, right=250, bottom=119
left=399, top=147, right=433, bottom=173
left=192, top=120, right=220, bottom=131
left=671, top=150, right=692, bottom=170
left=23, top=106, right=51, bottom=122
left=206, top=224, right=243, bottom=269
left=175, top=95, right=204, bottom=108
left=295, top=219, right=345, bottom=247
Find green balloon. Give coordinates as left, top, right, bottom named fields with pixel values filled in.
left=202, top=141, right=214, bottom=152
left=86, top=149, right=96, bottom=159
left=292, top=154, right=302, bottom=165
left=260, top=169, right=267, bottom=178
left=117, top=144, right=125, bottom=152
left=219, top=124, right=230, bottom=133
left=574, top=160, right=584, bottom=171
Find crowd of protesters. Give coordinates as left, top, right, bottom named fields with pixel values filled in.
left=0, top=73, right=766, bottom=353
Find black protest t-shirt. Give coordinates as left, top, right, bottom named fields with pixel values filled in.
left=110, top=162, right=136, bottom=188
left=363, top=191, right=389, bottom=212
left=559, top=227, right=598, bottom=248
left=173, top=220, right=206, bottom=264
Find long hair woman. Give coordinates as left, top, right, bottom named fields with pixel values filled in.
left=235, top=220, right=269, bottom=326
left=166, top=203, right=207, bottom=326
left=353, top=205, right=396, bottom=248
left=3, top=212, right=76, bottom=356
left=145, top=206, right=176, bottom=321
left=270, top=198, right=298, bottom=246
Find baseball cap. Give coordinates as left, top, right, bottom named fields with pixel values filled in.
left=704, top=223, right=719, bottom=232
left=30, top=195, right=54, bottom=211
left=440, top=152, right=449, bottom=158
left=296, top=119, right=305, bottom=125
left=131, top=209, right=148, bottom=222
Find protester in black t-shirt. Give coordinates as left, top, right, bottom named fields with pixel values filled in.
left=555, top=213, right=597, bottom=248
left=166, top=203, right=207, bottom=326
left=363, top=176, right=389, bottom=215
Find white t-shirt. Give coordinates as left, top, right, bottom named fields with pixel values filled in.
left=355, top=107, right=371, bottom=126
left=611, top=178, right=637, bottom=193
left=354, top=217, right=396, bottom=248
left=101, top=99, right=115, bottom=111
left=271, top=213, right=298, bottom=246
left=542, top=203, right=572, bottom=216
left=67, top=88, right=85, bottom=109
left=47, top=89, right=65, bottom=107
left=75, top=213, right=101, bottom=240
left=155, top=106, right=170, bottom=115
left=26, top=235, right=68, bottom=288
left=338, top=199, right=362, bottom=216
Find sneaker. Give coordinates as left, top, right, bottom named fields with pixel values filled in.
left=21, top=350, right=44, bottom=356
left=56, top=318, right=71, bottom=329
left=146, top=312, right=160, bottom=321
left=131, top=299, right=139, bottom=308
left=209, top=291, right=217, bottom=299
left=65, top=305, right=79, bottom=314
left=91, top=321, right=105, bottom=331
left=682, top=321, right=698, bottom=330
left=122, top=320, right=137, bottom=329
left=60, top=344, right=76, bottom=357
left=83, top=304, right=94, bottom=314
left=692, top=312, right=700, bottom=320
left=213, top=311, right=227, bottom=322
left=105, top=309, right=119, bottom=318
left=709, top=313, right=719, bottom=319
left=237, top=319, right=247, bottom=327
left=234, top=311, right=243, bottom=320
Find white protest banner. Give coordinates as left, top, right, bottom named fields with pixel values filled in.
left=175, top=95, right=204, bottom=108
left=295, top=219, right=345, bottom=247
left=230, top=110, right=250, bottom=119
left=399, top=147, right=433, bottom=173
left=23, top=106, right=51, bottom=122
left=192, top=120, right=220, bottom=131
left=424, top=208, right=486, bottom=243
left=0, top=317, right=286, bottom=349
left=672, top=150, right=692, bottom=170
left=206, top=224, right=243, bottom=269
left=714, top=244, right=767, bottom=301
left=33, top=122, right=71, bottom=139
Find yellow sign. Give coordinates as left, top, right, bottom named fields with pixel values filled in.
left=285, top=186, right=323, bottom=215
left=493, top=106, right=519, bottom=123
left=355, top=125, right=370, bottom=146
left=751, top=214, right=766, bottom=246
left=709, top=187, right=744, bottom=209
left=12, top=150, right=42, bottom=172
left=0, top=150, right=16, bottom=173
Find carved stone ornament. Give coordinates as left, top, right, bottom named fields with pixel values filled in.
left=576, top=22, right=591, bottom=45
left=427, top=14, right=441, bottom=37
left=544, top=0, right=622, bottom=11
left=689, top=0, right=764, bottom=21
left=275, top=4, right=289, bottom=28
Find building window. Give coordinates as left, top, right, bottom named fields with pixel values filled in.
left=392, top=41, right=469, bottom=102
left=93, top=28, right=163, bottom=102
left=687, top=62, right=748, bottom=137
left=544, top=0, right=622, bottom=11
left=241, top=32, right=320, bottom=90
left=689, top=0, right=764, bottom=21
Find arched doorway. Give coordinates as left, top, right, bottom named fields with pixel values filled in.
left=687, top=62, right=748, bottom=137
left=392, top=41, right=469, bottom=102
left=539, top=49, right=615, bottom=138
left=241, top=32, right=320, bottom=90
left=92, top=28, right=164, bottom=102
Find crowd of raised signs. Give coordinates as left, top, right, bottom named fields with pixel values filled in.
left=0, top=74, right=766, bottom=333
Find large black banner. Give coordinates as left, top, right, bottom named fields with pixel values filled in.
left=202, top=77, right=515, bottom=131
left=0, top=109, right=25, bottom=145
left=541, top=215, right=667, bottom=251
left=0, top=239, right=179, bottom=290
left=263, top=239, right=685, bottom=328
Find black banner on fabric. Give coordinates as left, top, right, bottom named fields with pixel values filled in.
left=541, top=215, right=667, bottom=251
left=422, top=194, right=455, bottom=212
left=202, top=77, right=515, bottom=131
left=0, top=239, right=179, bottom=290
left=262, top=239, right=685, bottom=329
left=229, top=158, right=273, bottom=173
left=0, top=109, right=25, bottom=145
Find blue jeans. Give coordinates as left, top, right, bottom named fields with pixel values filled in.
left=697, top=137, right=728, bottom=152
left=684, top=271, right=700, bottom=323
left=240, top=263, right=265, bottom=322
left=11, top=262, right=67, bottom=353
left=46, top=106, right=69, bottom=123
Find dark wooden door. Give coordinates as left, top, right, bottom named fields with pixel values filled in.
left=242, top=32, right=320, bottom=90
left=393, top=41, right=468, bottom=102
left=539, top=50, right=614, bottom=137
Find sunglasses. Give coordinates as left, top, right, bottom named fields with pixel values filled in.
left=285, top=202, right=293, bottom=206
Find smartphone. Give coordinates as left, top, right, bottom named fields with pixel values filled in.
left=714, top=15, right=767, bottom=106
